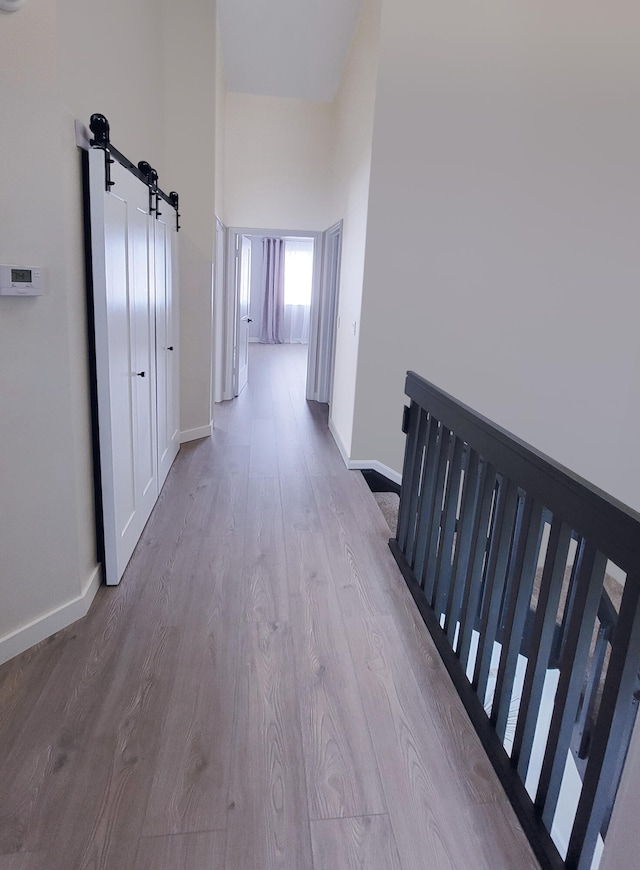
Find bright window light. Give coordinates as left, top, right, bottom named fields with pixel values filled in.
left=284, top=239, right=314, bottom=306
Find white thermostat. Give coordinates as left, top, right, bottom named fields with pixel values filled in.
left=0, top=265, right=43, bottom=296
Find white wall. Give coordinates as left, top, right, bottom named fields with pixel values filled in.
left=57, top=0, right=164, bottom=165
left=163, top=0, right=218, bottom=441
left=212, top=17, right=227, bottom=411
left=0, top=0, right=220, bottom=663
left=224, top=92, right=334, bottom=230
left=0, top=0, right=100, bottom=663
left=214, top=16, right=226, bottom=224
left=351, top=0, right=640, bottom=515
left=328, top=0, right=382, bottom=457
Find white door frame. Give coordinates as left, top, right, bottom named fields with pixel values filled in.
left=235, top=234, right=252, bottom=396
left=308, top=221, right=342, bottom=404
left=212, top=216, right=228, bottom=404
left=222, top=226, right=324, bottom=401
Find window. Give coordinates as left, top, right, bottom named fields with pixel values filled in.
left=284, top=238, right=314, bottom=306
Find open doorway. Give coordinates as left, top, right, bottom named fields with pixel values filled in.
left=220, top=224, right=342, bottom=405
left=248, top=236, right=315, bottom=347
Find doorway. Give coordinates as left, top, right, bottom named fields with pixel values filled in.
left=221, top=224, right=342, bottom=405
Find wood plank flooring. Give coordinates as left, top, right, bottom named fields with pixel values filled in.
left=0, top=344, right=540, bottom=869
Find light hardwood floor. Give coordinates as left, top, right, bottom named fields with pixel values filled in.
left=0, top=344, right=540, bottom=870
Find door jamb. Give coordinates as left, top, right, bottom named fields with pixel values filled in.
left=307, top=220, right=342, bottom=405
left=212, top=216, right=228, bottom=405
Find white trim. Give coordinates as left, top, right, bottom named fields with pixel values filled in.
left=223, top=227, right=238, bottom=400
left=233, top=234, right=252, bottom=396
left=228, top=225, right=323, bottom=238
left=212, top=217, right=228, bottom=404
left=180, top=422, right=212, bottom=443
left=88, top=149, right=118, bottom=587
left=0, top=565, right=102, bottom=666
left=348, top=459, right=403, bottom=487
left=74, top=119, right=92, bottom=150
left=328, top=417, right=403, bottom=486
left=329, top=416, right=350, bottom=465
left=308, top=221, right=342, bottom=404
left=305, top=232, right=328, bottom=401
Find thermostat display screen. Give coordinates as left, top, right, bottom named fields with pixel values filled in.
left=11, top=269, right=32, bottom=283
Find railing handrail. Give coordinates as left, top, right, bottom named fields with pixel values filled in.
left=405, top=371, right=640, bottom=574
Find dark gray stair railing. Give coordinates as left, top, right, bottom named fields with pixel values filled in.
left=390, top=371, right=640, bottom=870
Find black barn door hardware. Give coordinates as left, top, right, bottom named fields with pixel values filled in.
left=169, top=192, right=180, bottom=231
left=89, top=113, right=180, bottom=231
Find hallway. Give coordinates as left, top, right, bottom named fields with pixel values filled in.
left=0, top=344, right=539, bottom=869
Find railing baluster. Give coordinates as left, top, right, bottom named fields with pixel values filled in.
left=432, top=435, right=466, bottom=616
left=537, top=543, right=607, bottom=830
left=576, top=616, right=612, bottom=760
left=410, top=415, right=439, bottom=580
left=473, top=478, right=520, bottom=709
left=492, top=496, right=544, bottom=745
left=445, top=448, right=481, bottom=646
left=405, top=409, right=431, bottom=566
left=396, top=400, right=423, bottom=552
left=422, top=426, right=453, bottom=603
left=568, top=571, right=640, bottom=870
left=555, top=551, right=581, bottom=668
left=457, top=462, right=497, bottom=672
left=513, top=520, right=573, bottom=781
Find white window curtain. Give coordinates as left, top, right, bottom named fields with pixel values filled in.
left=283, top=238, right=313, bottom=344
left=259, top=237, right=313, bottom=345
left=260, top=238, right=285, bottom=344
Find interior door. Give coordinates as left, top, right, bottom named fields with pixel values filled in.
left=155, top=215, right=179, bottom=486
left=235, top=233, right=251, bottom=395
left=89, top=150, right=159, bottom=584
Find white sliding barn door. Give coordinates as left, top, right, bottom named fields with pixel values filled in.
left=88, top=149, right=178, bottom=585
left=155, top=216, right=180, bottom=486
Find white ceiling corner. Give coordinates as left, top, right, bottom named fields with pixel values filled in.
left=217, top=0, right=364, bottom=102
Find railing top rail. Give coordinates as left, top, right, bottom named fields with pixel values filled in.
left=405, top=371, right=640, bottom=573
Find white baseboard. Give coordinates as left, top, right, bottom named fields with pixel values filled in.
left=348, top=459, right=402, bottom=487
left=0, top=564, right=102, bottom=666
left=328, top=417, right=350, bottom=465
left=328, top=417, right=402, bottom=486
left=180, top=422, right=213, bottom=443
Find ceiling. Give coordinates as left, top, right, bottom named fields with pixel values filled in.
left=217, top=0, right=364, bottom=103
